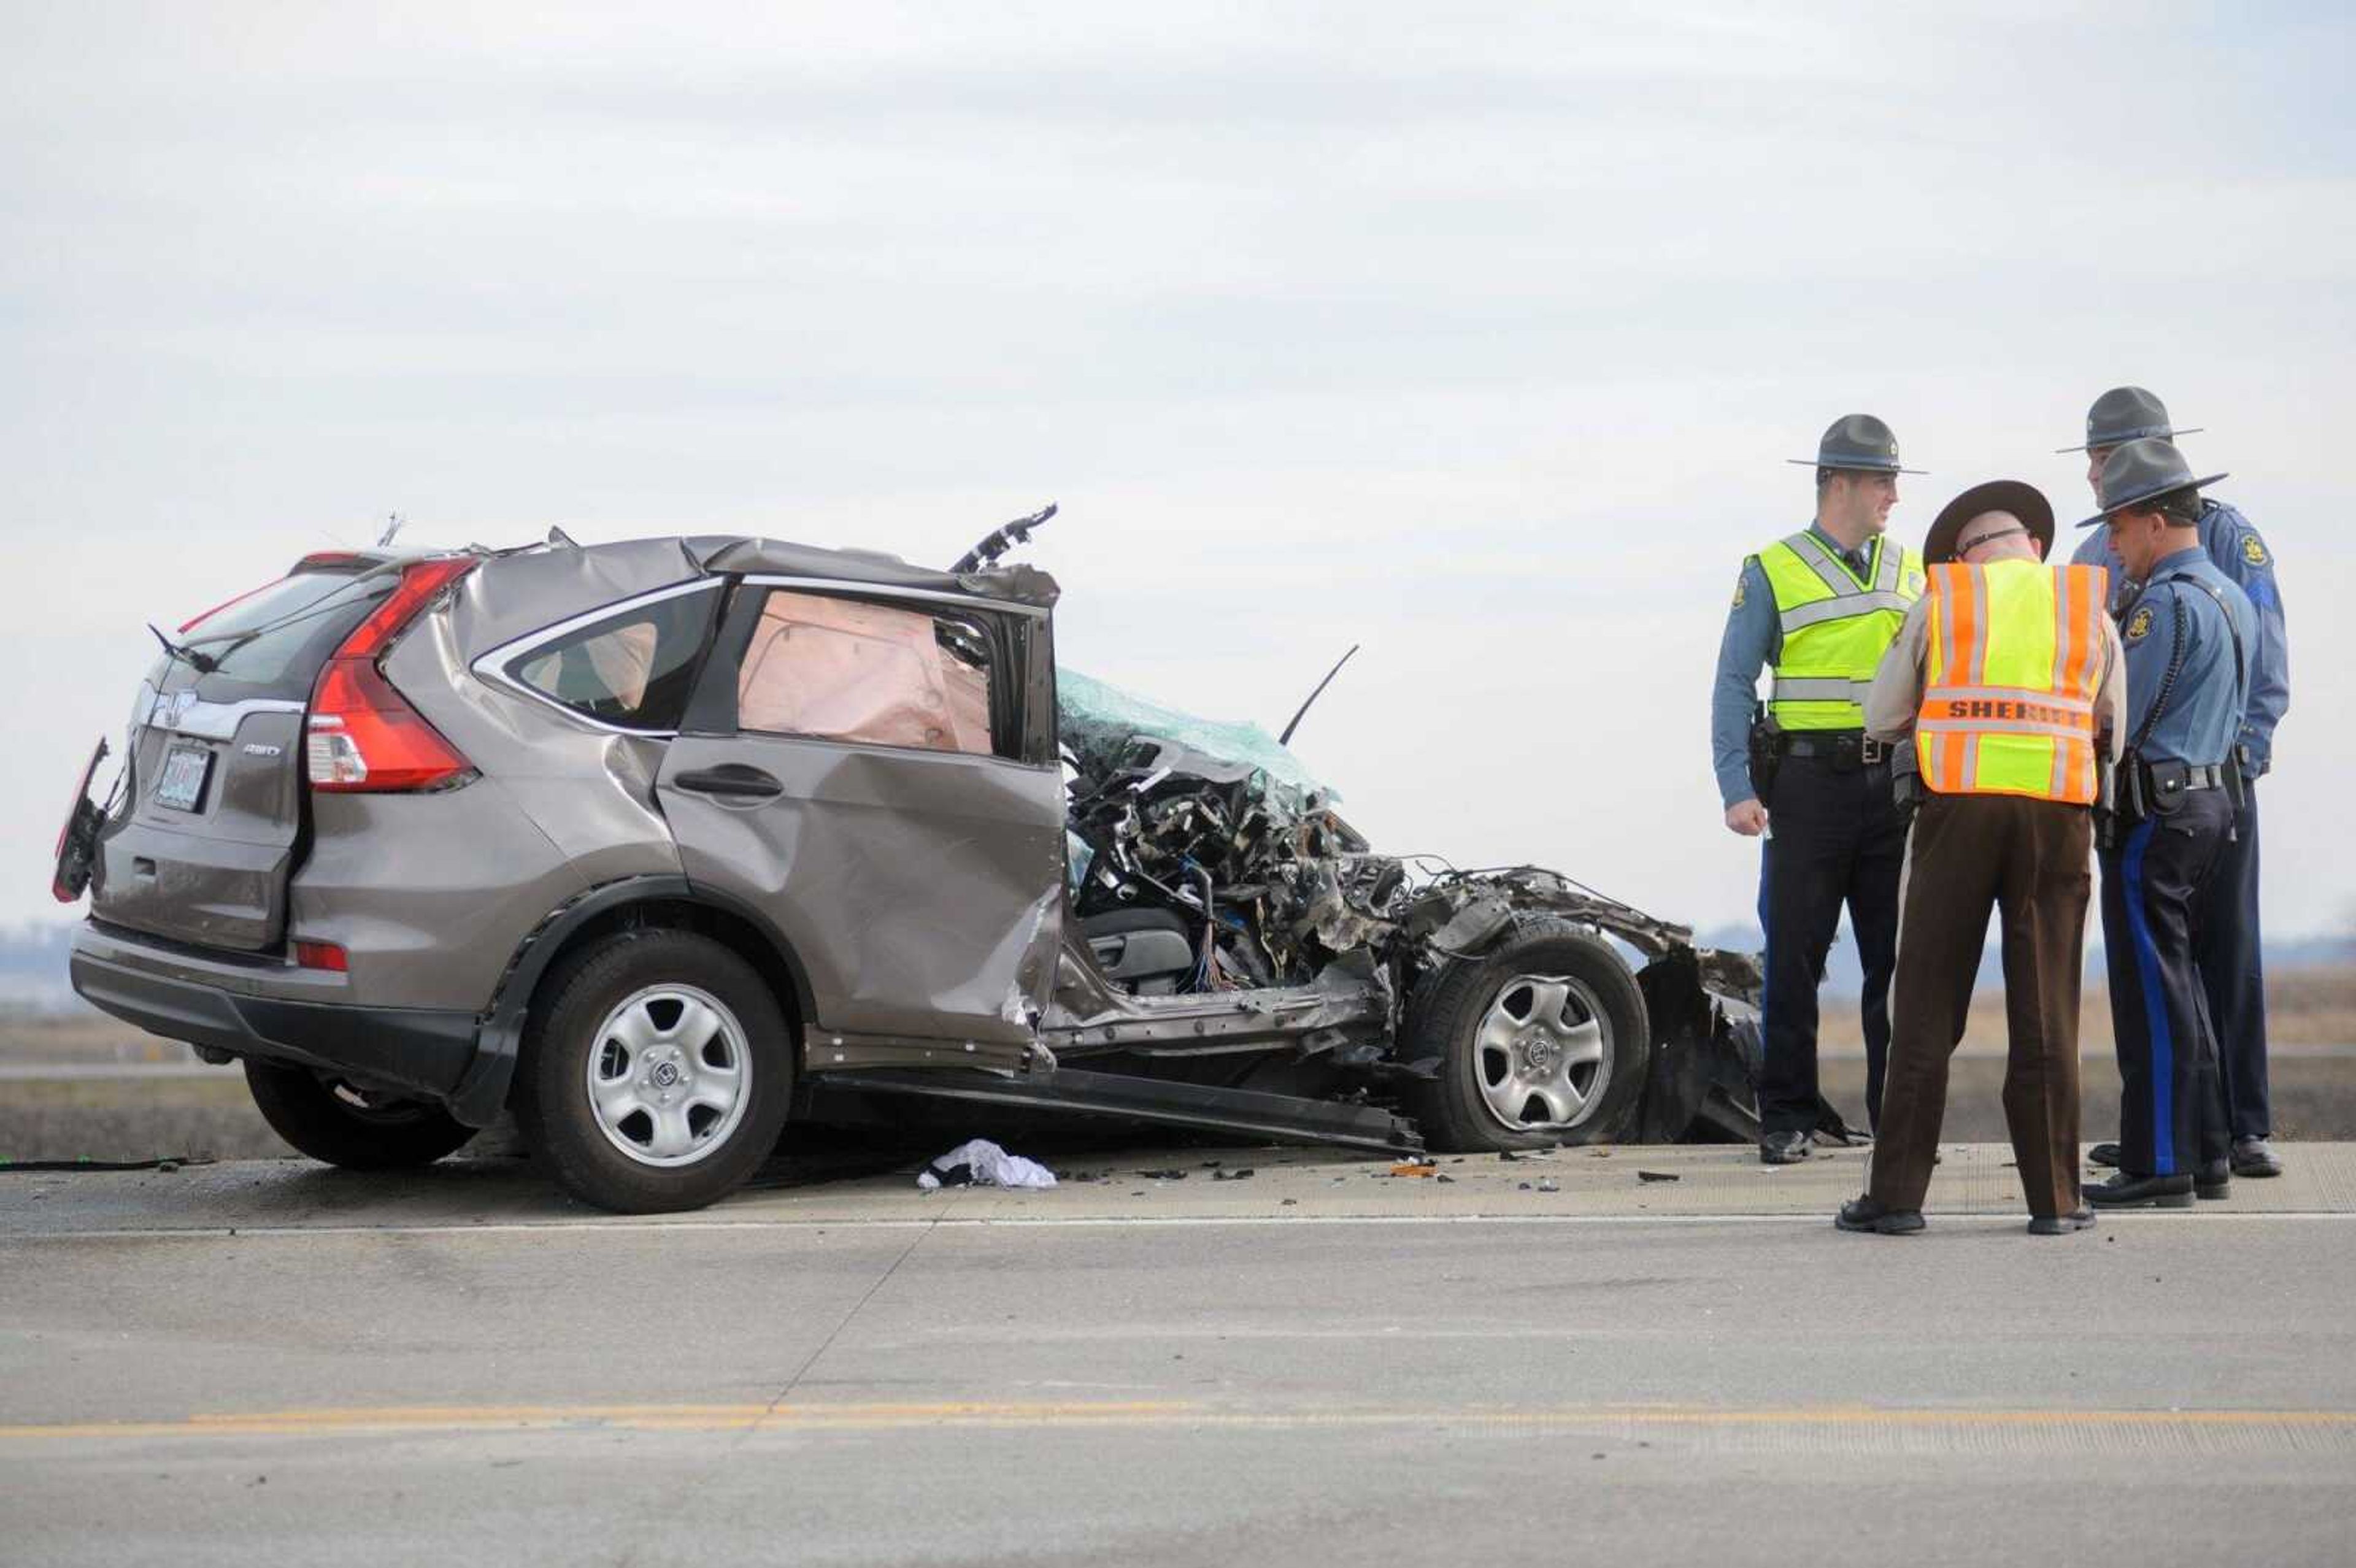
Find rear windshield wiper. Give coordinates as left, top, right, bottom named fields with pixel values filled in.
left=148, top=623, right=220, bottom=675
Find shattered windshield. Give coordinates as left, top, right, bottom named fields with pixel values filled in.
left=1058, top=669, right=1333, bottom=810
left=1058, top=669, right=1387, bottom=992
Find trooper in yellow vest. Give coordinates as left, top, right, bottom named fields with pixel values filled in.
left=1835, top=481, right=2125, bottom=1236
left=1711, top=415, right=1927, bottom=1163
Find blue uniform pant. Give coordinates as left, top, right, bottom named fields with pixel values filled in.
left=2100, top=790, right=2234, bottom=1178
left=2200, top=780, right=2270, bottom=1140
left=1755, top=753, right=1903, bottom=1136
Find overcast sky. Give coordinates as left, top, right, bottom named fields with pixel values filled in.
left=5, top=2, right=2350, bottom=943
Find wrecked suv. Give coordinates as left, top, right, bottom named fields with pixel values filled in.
left=57, top=519, right=1761, bottom=1212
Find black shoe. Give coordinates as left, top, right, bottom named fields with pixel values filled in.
left=2027, top=1207, right=2097, bottom=1236
left=1836, top=1196, right=1925, bottom=1235
left=2088, top=1142, right=2120, bottom=1168
left=2196, top=1161, right=2231, bottom=1201
left=2085, top=1171, right=2196, bottom=1209
left=2231, top=1137, right=2284, bottom=1178
left=1760, top=1131, right=1812, bottom=1165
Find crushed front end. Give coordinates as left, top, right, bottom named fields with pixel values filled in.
left=1049, top=672, right=1762, bottom=1146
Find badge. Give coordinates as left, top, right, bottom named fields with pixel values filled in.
left=2125, top=605, right=2154, bottom=642
left=2241, top=532, right=2269, bottom=567
left=1731, top=574, right=1747, bottom=610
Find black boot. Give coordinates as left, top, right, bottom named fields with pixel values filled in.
left=2085, top=1171, right=2195, bottom=1209
left=1835, top=1196, right=1924, bottom=1235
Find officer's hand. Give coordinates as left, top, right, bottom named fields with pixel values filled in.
left=1724, top=799, right=1769, bottom=837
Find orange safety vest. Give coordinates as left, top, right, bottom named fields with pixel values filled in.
left=1917, top=560, right=2110, bottom=804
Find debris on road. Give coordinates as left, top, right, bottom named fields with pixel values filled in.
left=1636, top=1170, right=1680, bottom=1183
left=1390, top=1161, right=1439, bottom=1178
left=915, top=1139, right=1058, bottom=1192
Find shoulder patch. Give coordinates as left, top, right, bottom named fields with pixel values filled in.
left=2241, top=532, right=2269, bottom=567
left=2125, top=605, right=2155, bottom=643
left=1731, top=574, right=1747, bottom=610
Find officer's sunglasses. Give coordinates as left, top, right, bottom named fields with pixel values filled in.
left=1957, top=526, right=2029, bottom=556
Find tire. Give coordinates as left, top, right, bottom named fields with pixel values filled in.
left=244, top=1060, right=479, bottom=1170
left=1407, top=918, right=1652, bottom=1152
left=512, top=929, right=791, bottom=1213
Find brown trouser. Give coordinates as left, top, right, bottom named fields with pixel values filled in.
left=1868, top=792, right=2093, bottom=1218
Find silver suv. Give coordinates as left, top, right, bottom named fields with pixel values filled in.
left=56, top=524, right=1760, bottom=1212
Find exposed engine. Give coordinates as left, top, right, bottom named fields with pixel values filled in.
left=1056, top=669, right=1759, bottom=1009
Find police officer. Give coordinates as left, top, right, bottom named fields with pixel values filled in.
left=2064, top=388, right=2289, bottom=1178
left=1836, top=483, right=2125, bottom=1237
left=2077, top=439, right=2257, bottom=1209
left=1712, top=415, right=1926, bottom=1163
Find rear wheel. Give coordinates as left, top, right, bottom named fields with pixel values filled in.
left=514, top=929, right=791, bottom=1213
left=1408, top=919, right=1652, bottom=1151
left=244, top=1061, right=479, bottom=1169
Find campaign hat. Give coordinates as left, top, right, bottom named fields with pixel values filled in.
left=1923, top=480, right=2054, bottom=565
left=2057, top=385, right=2204, bottom=454
left=1786, top=413, right=1925, bottom=475
left=2076, top=438, right=2229, bottom=528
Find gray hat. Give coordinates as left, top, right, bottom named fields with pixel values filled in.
left=2076, top=437, right=2228, bottom=528
left=2057, top=385, right=2204, bottom=454
left=1786, top=413, right=1925, bottom=475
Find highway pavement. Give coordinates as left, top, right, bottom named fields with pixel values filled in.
left=5, top=1143, right=2354, bottom=1566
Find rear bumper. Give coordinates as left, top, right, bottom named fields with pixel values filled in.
left=69, top=923, right=480, bottom=1102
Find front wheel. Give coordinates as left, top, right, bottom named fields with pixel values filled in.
left=1407, top=919, right=1652, bottom=1151
left=513, top=929, right=791, bottom=1213
left=244, top=1061, right=479, bottom=1169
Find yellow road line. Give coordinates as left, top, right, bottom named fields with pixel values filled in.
left=4, top=1403, right=2354, bottom=1442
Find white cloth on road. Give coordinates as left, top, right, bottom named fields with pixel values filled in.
left=915, top=1139, right=1058, bottom=1191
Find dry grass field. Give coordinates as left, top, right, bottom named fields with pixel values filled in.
left=1815, top=966, right=2356, bottom=1053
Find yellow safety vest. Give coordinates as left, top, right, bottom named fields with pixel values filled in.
left=1917, top=560, right=2110, bottom=804
left=1758, top=532, right=1924, bottom=731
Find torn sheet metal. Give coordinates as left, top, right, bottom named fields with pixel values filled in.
left=696, top=536, right=1060, bottom=611
left=1049, top=672, right=1765, bottom=1142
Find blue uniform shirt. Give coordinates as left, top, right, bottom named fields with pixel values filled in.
left=1709, top=525, right=1877, bottom=809
left=2115, top=544, right=2257, bottom=769
left=2071, top=498, right=2287, bottom=773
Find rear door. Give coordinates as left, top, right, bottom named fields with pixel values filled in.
left=655, top=579, right=1063, bottom=1045
left=93, top=560, right=396, bottom=952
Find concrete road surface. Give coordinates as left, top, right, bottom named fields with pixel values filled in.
left=6, top=1144, right=2355, bottom=1567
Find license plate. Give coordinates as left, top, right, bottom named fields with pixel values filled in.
left=155, top=743, right=212, bottom=812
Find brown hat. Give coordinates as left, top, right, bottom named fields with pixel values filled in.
left=1922, top=480, right=2054, bottom=566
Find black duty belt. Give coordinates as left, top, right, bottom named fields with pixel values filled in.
left=2154, top=762, right=2228, bottom=791
left=1777, top=731, right=1891, bottom=767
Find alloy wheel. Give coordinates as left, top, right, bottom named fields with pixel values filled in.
left=583, top=983, right=753, bottom=1167
left=1472, top=972, right=1611, bottom=1132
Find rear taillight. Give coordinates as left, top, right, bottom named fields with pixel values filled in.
left=306, top=556, right=479, bottom=794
